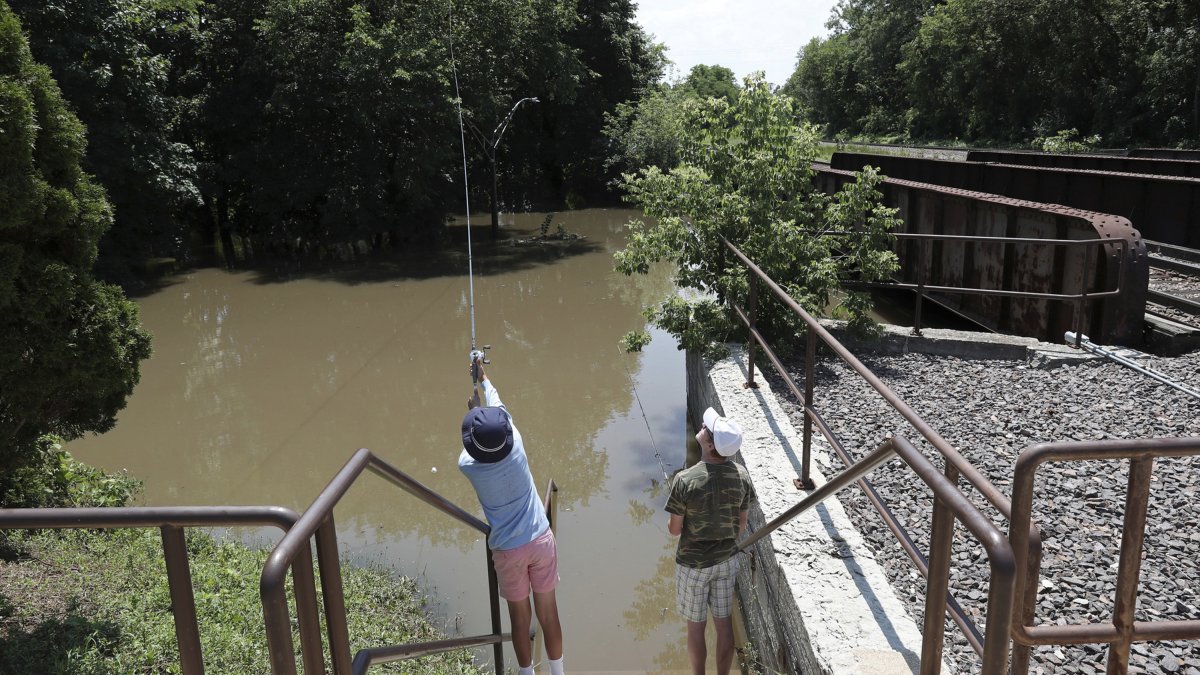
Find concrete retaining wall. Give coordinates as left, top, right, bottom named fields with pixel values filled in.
left=687, top=350, right=820, bottom=673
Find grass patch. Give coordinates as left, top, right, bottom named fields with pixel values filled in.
left=0, top=528, right=483, bottom=674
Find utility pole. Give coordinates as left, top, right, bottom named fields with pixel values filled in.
left=464, top=97, right=539, bottom=239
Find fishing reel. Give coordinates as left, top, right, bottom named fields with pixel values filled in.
left=469, top=345, right=491, bottom=365
left=469, top=345, right=491, bottom=384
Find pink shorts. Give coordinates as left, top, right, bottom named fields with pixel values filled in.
left=492, top=527, right=559, bottom=601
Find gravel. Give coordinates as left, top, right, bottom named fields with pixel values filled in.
left=772, top=346, right=1200, bottom=674
left=1149, top=266, right=1200, bottom=330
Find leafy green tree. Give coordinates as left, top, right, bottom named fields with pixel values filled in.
left=603, top=83, right=690, bottom=174
left=172, top=0, right=273, bottom=264
left=786, top=0, right=936, bottom=136
left=613, top=76, right=900, bottom=356
left=791, top=0, right=1199, bottom=146
left=679, top=64, right=738, bottom=101
left=0, top=2, right=152, bottom=506
left=538, top=0, right=664, bottom=205
left=604, top=63, right=741, bottom=176
left=9, top=0, right=202, bottom=279
left=1031, top=128, right=1101, bottom=153
left=181, top=0, right=622, bottom=257
left=1130, top=0, right=1200, bottom=144
left=782, top=34, right=864, bottom=135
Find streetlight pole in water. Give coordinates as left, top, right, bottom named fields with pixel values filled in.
left=464, top=97, right=539, bottom=239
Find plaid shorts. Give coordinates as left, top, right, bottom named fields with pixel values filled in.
left=675, top=555, right=740, bottom=623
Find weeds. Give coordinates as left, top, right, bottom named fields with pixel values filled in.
left=0, top=528, right=483, bottom=673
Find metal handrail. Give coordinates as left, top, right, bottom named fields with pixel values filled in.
left=349, top=478, right=559, bottom=674
left=737, top=438, right=898, bottom=552
left=262, top=448, right=503, bottom=675
left=0, top=506, right=319, bottom=675
left=723, top=236, right=1021, bottom=511
left=722, top=235, right=1031, bottom=674
left=2, top=453, right=553, bottom=674
left=739, top=435, right=1016, bottom=671
left=1009, top=438, right=1200, bottom=674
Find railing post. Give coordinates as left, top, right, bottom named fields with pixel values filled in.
left=291, top=542, right=327, bottom=675
left=1107, top=457, right=1154, bottom=674
left=746, top=275, right=758, bottom=389
left=797, top=327, right=816, bottom=490
left=921, top=462, right=959, bottom=675
left=161, top=525, right=205, bottom=675
left=1074, top=243, right=1092, bottom=349
left=487, top=548, right=504, bottom=674
left=316, top=516, right=353, bottom=675
left=1010, top=525, right=1042, bottom=675
left=913, top=239, right=927, bottom=336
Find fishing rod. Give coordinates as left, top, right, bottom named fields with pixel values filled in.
left=616, top=345, right=670, bottom=482
left=447, top=3, right=489, bottom=386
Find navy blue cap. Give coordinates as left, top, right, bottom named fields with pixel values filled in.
left=461, top=406, right=514, bottom=463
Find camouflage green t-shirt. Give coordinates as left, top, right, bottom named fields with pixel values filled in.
left=665, top=460, right=756, bottom=569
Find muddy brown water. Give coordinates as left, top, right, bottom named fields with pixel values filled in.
left=71, top=209, right=719, bottom=672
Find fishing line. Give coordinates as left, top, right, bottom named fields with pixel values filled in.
left=616, top=345, right=670, bottom=483
left=447, top=2, right=477, bottom=354
left=448, top=2, right=490, bottom=397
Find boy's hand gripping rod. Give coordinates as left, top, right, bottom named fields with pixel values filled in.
left=469, top=346, right=492, bottom=408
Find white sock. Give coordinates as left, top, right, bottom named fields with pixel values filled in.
left=548, top=656, right=565, bottom=675
left=518, top=666, right=534, bottom=675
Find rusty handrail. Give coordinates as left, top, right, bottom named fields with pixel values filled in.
left=1009, top=438, right=1200, bottom=674
left=262, top=447, right=500, bottom=675
left=722, top=235, right=1036, bottom=673
left=723, top=236, right=1019, bottom=513
left=737, top=438, right=898, bottom=552
left=0, top=506, right=320, bottom=675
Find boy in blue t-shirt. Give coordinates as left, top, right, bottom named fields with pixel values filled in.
left=459, top=358, right=564, bottom=675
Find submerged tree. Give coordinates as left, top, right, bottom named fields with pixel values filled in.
left=614, top=76, right=899, bottom=356
left=0, top=3, right=152, bottom=506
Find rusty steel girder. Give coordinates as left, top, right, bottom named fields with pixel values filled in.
left=830, top=152, right=1200, bottom=249
left=815, top=165, right=1149, bottom=344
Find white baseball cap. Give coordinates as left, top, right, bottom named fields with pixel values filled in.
left=702, top=407, right=743, bottom=457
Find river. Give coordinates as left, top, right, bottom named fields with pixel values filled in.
left=71, top=208, right=711, bottom=672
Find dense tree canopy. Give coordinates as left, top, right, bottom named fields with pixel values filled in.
left=9, top=0, right=202, bottom=278
left=0, top=2, right=152, bottom=505
left=785, top=0, right=1200, bottom=146
left=7, top=0, right=661, bottom=269
left=678, top=64, right=738, bottom=101
left=603, top=62, right=741, bottom=175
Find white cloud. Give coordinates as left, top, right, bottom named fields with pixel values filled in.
left=635, top=0, right=835, bottom=87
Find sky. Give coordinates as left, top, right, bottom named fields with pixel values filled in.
left=634, top=0, right=839, bottom=88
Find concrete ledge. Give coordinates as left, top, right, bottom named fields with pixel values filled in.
left=821, top=319, right=1101, bottom=369
left=688, top=347, right=947, bottom=674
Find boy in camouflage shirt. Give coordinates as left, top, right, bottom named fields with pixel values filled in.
left=666, top=406, right=755, bottom=675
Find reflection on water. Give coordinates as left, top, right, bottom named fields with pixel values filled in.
left=71, top=209, right=702, bottom=671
